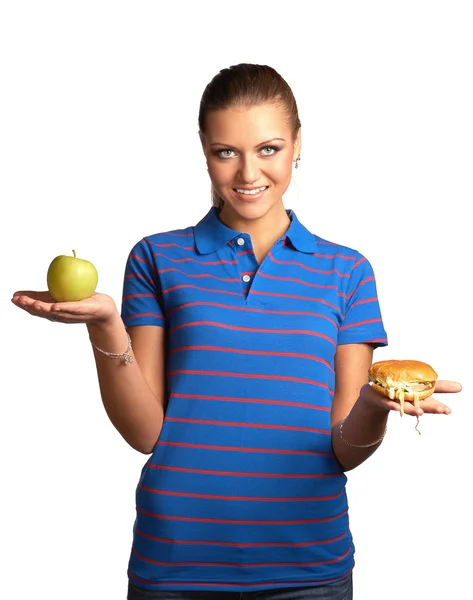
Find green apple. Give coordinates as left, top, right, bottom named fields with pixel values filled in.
left=47, top=250, right=98, bottom=302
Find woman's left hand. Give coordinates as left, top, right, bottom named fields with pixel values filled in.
left=362, top=379, right=462, bottom=417
left=407, top=379, right=462, bottom=416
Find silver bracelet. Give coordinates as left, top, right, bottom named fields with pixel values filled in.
left=339, top=417, right=386, bottom=448
left=90, top=332, right=133, bottom=365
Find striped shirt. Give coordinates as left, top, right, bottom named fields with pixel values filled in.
left=120, top=206, right=388, bottom=592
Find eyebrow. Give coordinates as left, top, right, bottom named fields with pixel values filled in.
left=209, top=138, right=286, bottom=148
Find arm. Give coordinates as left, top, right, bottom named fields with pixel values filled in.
left=89, top=234, right=168, bottom=454
left=13, top=239, right=168, bottom=454
left=330, top=345, right=460, bottom=471
left=330, top=250, right=390, bottom=470
left=11, top=289, right=167, bottom=455
left=331, top=343, right=389, bottom=471
left=87, top=314, right=166, bottom=454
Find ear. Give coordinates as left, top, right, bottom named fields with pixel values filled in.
left=292, top=128, right=302, bottom=161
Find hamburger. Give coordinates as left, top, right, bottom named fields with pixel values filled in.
left=368, top=359, right=438, bottom=415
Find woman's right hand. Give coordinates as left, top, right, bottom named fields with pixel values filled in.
left=11, top=291, right=119, bottom=325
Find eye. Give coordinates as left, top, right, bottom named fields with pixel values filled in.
left=260, top=145, right=281, bottom=156
left=215, top=149, right=236, bottom=158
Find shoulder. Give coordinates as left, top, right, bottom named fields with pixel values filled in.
left=311, top=233, right=371, bottom=270
left=127, top=225, right=195, bottom=256
left=305, top=231, right=382, bottom=287
left=291, top=210, right=363, bottom=260
left=313, top=233, right=359, bottom=256
left=142, top=225, right=195, bottom=247
left=124, top=225, right=195, bottom=273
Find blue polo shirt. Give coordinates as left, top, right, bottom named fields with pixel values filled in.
left=120, top=206, right=388, bottom=592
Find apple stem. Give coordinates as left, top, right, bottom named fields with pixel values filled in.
left=72, top=249, right=76, bottom=258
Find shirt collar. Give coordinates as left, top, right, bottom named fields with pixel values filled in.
left=284, top=209, right=317, bottom=253
left=194, top=206, right=316, bottom=255
left=194, top=207, right=242, bottom=254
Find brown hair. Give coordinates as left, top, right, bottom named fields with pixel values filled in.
left=198, top=63, right=301, bottom=209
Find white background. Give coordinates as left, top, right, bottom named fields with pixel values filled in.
left=1, top=1, right=471, bottom=598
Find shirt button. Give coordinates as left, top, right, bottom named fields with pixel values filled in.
left=237, top=237, right=245, bottom=246
left=242, top=275, right=251, bottom=282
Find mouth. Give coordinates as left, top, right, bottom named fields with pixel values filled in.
left=232, top=186, right=269, bottom=201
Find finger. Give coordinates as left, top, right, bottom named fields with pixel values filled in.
left=418, top=398, right=452, bottom=414
left=13, top=297, right=90, bottom=323
left=15, top=300, right=57, bottom=320
left=393, top=398, right=451, bottom=416
left=365, top=386, right=410, bottom=415
left=13, top=292, right=92, bottom=314
left=434, top=380, right=462, bottom=394
left=395, top=402, right=424, bottom=418
left=12, top=291, right=54, bottom=303
left=14, top=296, right=55, bottom=314
left=376, top=395, right=424, bottom=417
left=50, top=299, right=94, bottom=313
left=379, top=399, right=407, bottom=415
left=30, top=306, right=91, bottom=324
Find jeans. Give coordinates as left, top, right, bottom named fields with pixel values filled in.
left=127, top=574, right=353, bottom=600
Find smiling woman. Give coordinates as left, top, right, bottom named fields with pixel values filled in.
left=119, top=64, right=385, bottom=599
left=10, top=62, right=462, bottom=600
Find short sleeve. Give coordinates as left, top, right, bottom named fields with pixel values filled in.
left=120, top=237, right=166, bottom=328
left=338, top=254, right=388, bottom=348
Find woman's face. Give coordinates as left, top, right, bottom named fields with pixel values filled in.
left=202, top=103, right=301, bottom=222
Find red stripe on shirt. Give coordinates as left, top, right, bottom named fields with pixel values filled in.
left=165, top=417, right=331, bottom=435
left=135, top=527, right=346, bottom=546
left=147, top=464, right=338, bottom=478
left=167, top=370, right=334, bottom=393
left=166, top=302, right=338, bottom=326
left=169, top=346, right=334, bottom=371
left=136, top=506, right=347, bottom=524
left=170, top=392, right=332, bottom=411
left=169, top=322, right=336, bottom=346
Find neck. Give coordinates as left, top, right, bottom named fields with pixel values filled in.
left=220, top=201, right=290, bottom=243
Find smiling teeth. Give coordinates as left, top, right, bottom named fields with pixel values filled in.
left=235, top=186, right=267, bottom=195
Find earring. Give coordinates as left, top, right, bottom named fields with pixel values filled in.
left=295, top=156, right=301, bottom=169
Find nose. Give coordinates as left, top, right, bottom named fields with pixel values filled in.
left=238, top=154, right=260, bottom=184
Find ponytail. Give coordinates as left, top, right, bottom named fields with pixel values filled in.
left=211, top=186, right=224, bottom=209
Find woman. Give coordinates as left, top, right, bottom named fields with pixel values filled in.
left=12, top=63, right=461, bottom=600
